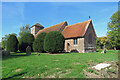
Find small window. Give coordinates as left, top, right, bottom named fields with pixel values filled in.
left=76, top=38, right=77, bottom=44
left=74, top=38, right=77, bottom=45
left=74, top=39, right=75, bottom=44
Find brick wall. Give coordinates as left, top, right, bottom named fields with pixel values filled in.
left=84, top=21, right=97, bottom=53
left=64, top=38, right=85, bottom=53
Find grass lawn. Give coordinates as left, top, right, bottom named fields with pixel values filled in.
left=2, top=50, right=118, bottom=78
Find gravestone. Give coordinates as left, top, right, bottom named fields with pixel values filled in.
left=1, top=50, right=10, bottom=56
left=92, top=63, right=111, bottom=70
left=26, top=46, right=31, bottom=55
left=101, top=49, right=106, bottom=53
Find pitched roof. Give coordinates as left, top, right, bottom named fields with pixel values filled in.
left=31, top=23, right=44, bottom=28
left=35, top=21, right=67, bottom=38
left=62, top=20, right=91, bottom=39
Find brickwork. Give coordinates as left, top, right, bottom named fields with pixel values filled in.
left=84, top=21, right=97, bottom=53
left=65, top=38, right=85, bottom=53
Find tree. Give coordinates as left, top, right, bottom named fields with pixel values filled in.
left=44, top=31, right=65, bottom=53
left=100, top=36, right=107, bottom=48
left=107, top=11, right=120, bottom=50
left=96, top=37, right=108, bottom=49
left=33, top=33, right=47, bottom=53
left=96, top=37, right=101, bottom=49
left=19, top=24, right=30, bottom=38
left=2, top=33, right=17, bottom=49
left=6, top=34, right=18, bottom=52
left=19, top=33, right=34, bottom=52
left=105, top=40, right=112, bottom=49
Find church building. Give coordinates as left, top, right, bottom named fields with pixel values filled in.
left=31, top=19, right=97, bottom=53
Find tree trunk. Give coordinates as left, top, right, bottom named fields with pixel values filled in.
left=100, top=45, right=103, bottom=49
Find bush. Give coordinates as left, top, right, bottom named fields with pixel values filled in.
left=44, top=31, right=65, bottom=53
left=19, top=33, right=34, bottom=52
left=6, top=35, right=18, bottom=52
left=105, top=40, right=112, bottom=49
left=33, top=33, right=47, bottom=52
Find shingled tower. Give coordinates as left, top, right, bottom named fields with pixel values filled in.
left=31, top=23, right=44, bottom=36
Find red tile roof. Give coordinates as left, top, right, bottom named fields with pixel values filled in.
left=62, top=20, right=91, bottom=39
left=35, top=21, right=67, bottom=38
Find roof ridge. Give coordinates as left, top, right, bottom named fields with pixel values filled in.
left=62, top=19, right=92, bottom=38
left=37, top=21, right=66, bottom=32
left=31, top=22, right=44, bottom=28
left=66, top=20, right=91, bottom=28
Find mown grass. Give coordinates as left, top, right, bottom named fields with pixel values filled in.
left=2, top=50, right=118, bottom=78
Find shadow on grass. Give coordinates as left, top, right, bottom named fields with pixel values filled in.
left=2, top=52, right=36, bottom=60
left=2, top=55, right=27, bottom=60
left=2, top=72, right=27, bottom=80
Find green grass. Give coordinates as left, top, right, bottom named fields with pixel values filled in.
left=86, top=69, right=94, bottom=73
left=2, top=50, right=118, bottom=78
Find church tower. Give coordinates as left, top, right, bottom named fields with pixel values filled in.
left=31, top=23, right=44, bottom=36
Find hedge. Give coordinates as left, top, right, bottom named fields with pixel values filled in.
left=33, top=33, right=47, bottom=52
left=6, top=35, right=18, bottom=52
left=44, top=31, right=65, bottom=53
left=19, top=33, right=34, bottom=52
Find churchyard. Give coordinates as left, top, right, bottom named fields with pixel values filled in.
left=2, top=50, right=118, bottom=78
left=1, top=3, right=119, bottom=79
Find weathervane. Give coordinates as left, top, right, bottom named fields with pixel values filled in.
left=89, top=16, right=91, bottom=20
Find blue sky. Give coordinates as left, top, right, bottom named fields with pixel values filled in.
left=2, top=2, right=118, bottom=41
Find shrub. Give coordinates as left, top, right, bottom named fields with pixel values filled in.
left=33, top=33, right=47, bottom=52
left=19, top=33, right=34, bottom=52
left=6, top=35, right=18, bottom=52
left=44, top=31, right=65, bottom=53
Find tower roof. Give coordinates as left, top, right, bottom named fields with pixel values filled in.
left=31, top=23, right=44, bottom=28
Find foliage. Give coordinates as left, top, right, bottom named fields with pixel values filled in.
left=2, top=50, right=118, bottom=78
left=1, top=38, right=6, bottom=49
left=6, top=34, right=18, bottom=52
left=107, top=11, right=120, bottom=50
left=19, top=24, right=30, bottom=38
left=1, top=33, right=17, bottom=49
left=96, top=38, right=101, bottom=49
left=96, top=37, right=107, bottom=49
left=105, top=40, right=113, bottom=49
left=33, top=33, right=47, bottom=52
left=44, top=31, right=65, bottom=53
left=19, top=33, right=34, bottom=52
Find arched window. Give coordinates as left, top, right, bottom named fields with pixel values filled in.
left=88, top=33, right=92, bottom=44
